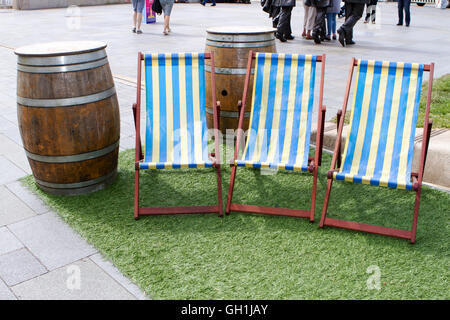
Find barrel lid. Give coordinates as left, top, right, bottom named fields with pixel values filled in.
left=206, top=26, right=276, bottom=35
left=14, top=41, right=107, bottom=57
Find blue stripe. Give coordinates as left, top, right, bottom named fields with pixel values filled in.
left=157, top=54, right=167, bottom=163
left=144, top=54, right=153, bottom=162
left=357, top=61, right=382, bottom=176
left=302, top=56, right=316, bottom=168
left=371, top=62, right=398, bottom=185
left=287, top=57, right=306, bottom=166
left=198, top=54, right=209, bottom=162
left=388, top=64, right=411, bottom=188
left=171, top=54, right=181, bottom=164
left=259, top=55, right=279, bottom=163
left=272, top=55, right=292, bottom=166
left=184, top=53, right=195, bottom=165
left=342, top=60, right=368, bottom=173
left=405, top=64, right=424, bottom=185
left=245, top=53, right=265, bottom=161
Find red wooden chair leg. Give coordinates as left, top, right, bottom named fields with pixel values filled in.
left=319, top=178, right=333, bottom=227
left=309, top=166, right=318, bottom=222
left=410, top=188, right=422, bottom=244
left=134, top=169, right=140, bottom=220
left=216, top=165, right=224, bottom=217
left=226, top=166, right=238, bottom=215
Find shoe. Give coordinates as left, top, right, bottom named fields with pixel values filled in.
left=211, top=3, right=216, bottom=5
left=364, top=20, right=368, bottom=24
left=405, top=23, right=409, bottom=27
left=312, top=32, right=321, bottom=44
left=201, top=2, right=205, bottom=5
left=275, top=32, right=287, bottom=42
left=346, top=40, right=355, bottom=45
left=302, top=29, right=306, bottom=38
left=397, top=22, right=403, bottom=26
left=372, top=21, right=376, bottom=24
left=285, top=34, right=295, bottom=40
left=136, top=29, right=142, bottom=34
left=324, top=35, right=331, bottom=41
left=132, top=27, right=136, bottom=33
left=337, top=29, right=345, bottom=47
left=332, top=34, right=337, bottom=40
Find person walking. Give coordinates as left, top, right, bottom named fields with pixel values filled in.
left=132, top=0, right=146, bottom=34
left=364, top=0, right=377, bottom=24
left=160, top=0, right=174, bottom=35
left=302, top=0, right=316, bottom=40
left=397, top=0, right=411, bottom=27
left=337, top=0, right=367, bottom=47
left=311, top=0, right=330, bottom=44
left=326, top=0, right=341, bottom=40
left=273, top=0, right=296, bottom=42
left=201, top=0, right=216, bottom=6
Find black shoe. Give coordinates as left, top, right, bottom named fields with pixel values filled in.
left=211, top=3, right=216, bottom=5
left=346, top=40, right=355, bottom=45
left=337, top=29, right=345, bottom=47
left=200, top=2, right=205, bottom=5
left=324, top=35, right=331, bottom=41
left=285, top=34, right=295, bottom=40
left=405, top=23, right=409, bottom=27
left=132, top=27, right=136, bottom=33
left=312, top=32, right=321, bottom=44
left=397, top=22, right=403, bottom=26
left=275, top=32, right=287, bottom=42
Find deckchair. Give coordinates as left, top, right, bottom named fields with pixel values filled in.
left=133, top=52, right=223, bottom=219
left=226, top=52, right=327, bottom=221
left=320, top=58, right=435, bottom=243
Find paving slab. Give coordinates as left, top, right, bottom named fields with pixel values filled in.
left=90, top=253, right=149, bottom=300
left=0, top=155, right=27, bottom=185
left=0, top=185, right=36, bottom=227
left=8, top=212, right=97, bottom=271
left=0, top=248, right=47, bottom=286
left=0, top=278, right=16, bottom=300
left=0, top=227, right=23, bottom=256
left=6, top=181, right=49, bottom=215
left=11, top=258, right=135, bottom=300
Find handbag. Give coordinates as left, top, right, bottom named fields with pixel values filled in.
left=152, top=0, right=162, bottom=15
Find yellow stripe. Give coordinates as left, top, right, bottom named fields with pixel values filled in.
left=396, top=63, right=419, bottom=186
left=178, top=54, right=189, bottom=164
left=379, top=62, right=404, bottom=187
left=340, top=60, right=361, bottom=174
left=252, top=54, right=272, bottom=162
left=362, top=61, right=390, bottom=181
left=165, top=55, right=174, bottom=163
left=266, top=55, right=285, bottom=163
left=191, top=54, right=202, bottom=164
left=280, top=55, right=299, bottom=164
left=349, top=60, right=375, bottom=175
left=152, top=56, right=160, bottom=162
left=294, top=56, right=312, bottom=167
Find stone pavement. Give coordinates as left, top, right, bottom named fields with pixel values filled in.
left=0, top=2, right=449, bottom=299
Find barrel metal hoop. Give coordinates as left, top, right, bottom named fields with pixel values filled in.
left=204, top=65, right=254, bottom=75
left=17, top=86, right=116, bottom=107
left=34, top=169, right=117, bottom=189
left=17, top=57, right=108, bottom=74
left=206, top=107, right=250, bottom=118
left=17, top=49, right=107, bottom=66
left=206, top=33, right=275, bottom=43
left=205, top=40, right=276, bottom=48
left=25, top=140, right=119, bottom=163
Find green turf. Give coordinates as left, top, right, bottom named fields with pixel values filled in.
left=23, top=148, right=450, bottom=299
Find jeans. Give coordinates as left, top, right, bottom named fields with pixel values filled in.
left=398, top=0, right=411, bottom=25
left=326, top=13, right=337, bottom=35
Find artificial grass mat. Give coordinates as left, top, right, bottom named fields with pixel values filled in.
left=23, top=148, right=449, bottom=299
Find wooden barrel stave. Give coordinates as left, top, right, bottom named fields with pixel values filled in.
left=15, top=41, right=120, bottom=195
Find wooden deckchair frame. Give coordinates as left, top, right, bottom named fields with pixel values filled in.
left=226, top=51, right=327, bottom=222
left=319, top=58, right=434, bottom=243
left=133, top=52, right=223, bottom=219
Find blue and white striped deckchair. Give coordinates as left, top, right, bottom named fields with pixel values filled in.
left=320, top=58, right=435, bottom=243
left=226, top=52, right=327, bottom=222
left=133, top=52, right=223, bottom=218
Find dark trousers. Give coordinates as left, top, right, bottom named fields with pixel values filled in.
left=277, top=6, right=293, bottom=36
left=339, top=2, right=365, bottom=41
left=313, top=7, right=328, bottom=38
left=398, top=0, right=411, bottom=25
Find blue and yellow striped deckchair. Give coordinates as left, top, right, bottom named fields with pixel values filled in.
left=320, top=58, right=435, bottom=243
left=226, top=52, right=327, bottom=222
left=133, top=52, right=223, bottom=218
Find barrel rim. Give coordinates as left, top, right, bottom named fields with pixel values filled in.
left=206, top=26, right=277, bottom=35
left=14, top=41, right=107, bottom=57
left=17, top=49, right=107, bottom=67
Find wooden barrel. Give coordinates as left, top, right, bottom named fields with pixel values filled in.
left=15, top=41, right=120, bottom=195
left=205, top=26, right=277, bottom=133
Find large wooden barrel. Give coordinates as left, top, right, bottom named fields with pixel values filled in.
left=205, top=26, right=276, bottom=133
left=15, top=41, right=120, bottom=195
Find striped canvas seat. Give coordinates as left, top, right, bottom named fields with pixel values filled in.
left=235, top=53, right=318, bottom=171
left=139, top=53, right=211, bottom=170
left=333, top=60, right=424, bottom=190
